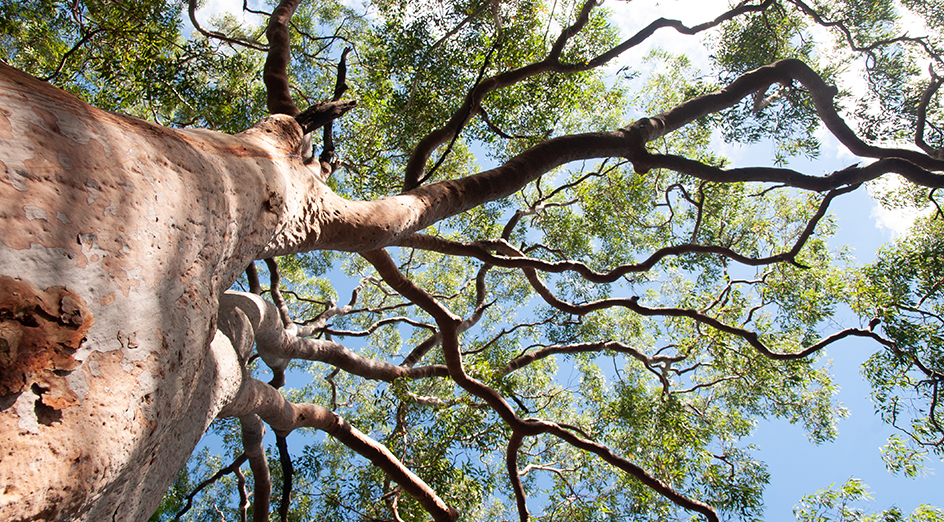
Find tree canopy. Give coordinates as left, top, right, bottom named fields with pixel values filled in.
left=2, top=0, right=944, bottom=520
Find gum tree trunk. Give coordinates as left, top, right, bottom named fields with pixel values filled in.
left=0, top=63, right=316, bottom=521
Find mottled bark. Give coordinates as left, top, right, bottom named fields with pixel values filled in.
left=0, top=62, right=310, bottom=521
left=1, top=16, right=942, bottom=517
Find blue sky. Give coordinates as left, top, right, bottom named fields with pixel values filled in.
left=185, top=0, right=943, bottom=517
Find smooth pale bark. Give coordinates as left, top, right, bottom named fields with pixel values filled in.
left=4, top=51, right=929, bottom=520
left=0, top=59, right=552, bottom=521
left=0, top=63, right=321, bottom=521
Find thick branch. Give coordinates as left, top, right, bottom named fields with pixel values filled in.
left=400, top=0, right=774, bottom=190
left=268, top=58, right=942, bottom=258
left=265, top=335, right=449, bottom=381
left=295, top=99, right=357, bottom=135
left=222, top=290, right=448, bottom=381
left=264, top=0, right=303, bottom=116
left=239, top=414, right=271, bottom=522
left=625, top=59, right=944, bottom=174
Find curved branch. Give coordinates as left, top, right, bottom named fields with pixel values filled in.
left=264, top=258, right=294, bottom=329
left=400, top=263, right=491, bottom=368
left=270, top=58, right=942, bottom=258
left=187, top=0, right=267, bottom=50
left=222, top=291, right=448, bottom=381
left=38, top=27, right=107, bottom=82
left=501, top=340, right=679, bottom=378
left=362, top=249, right=719, bottom=521
left=625, top=59, right=944, bottom=174
left=399, top=181, right=852, bottom=285
left=577, top=0, right=775, bottom=70
left=400, top=0, right=774, bottom=190
left=174, top=454, right=249, bottom=520
left=541, top=421, right=720, bottom=522
left=627, top=298, right=897, bottom=360
left=220, top=378, right=459, bottom=521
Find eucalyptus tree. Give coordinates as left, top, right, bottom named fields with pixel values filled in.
left=0, top=0, right=942, bottom=521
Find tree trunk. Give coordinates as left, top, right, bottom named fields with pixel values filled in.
left=0, top=63, right=315, bottom=521
left=0, top=53, right=730, bottom=519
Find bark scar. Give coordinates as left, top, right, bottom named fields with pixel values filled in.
left=0, top=276, right=94, bottom=419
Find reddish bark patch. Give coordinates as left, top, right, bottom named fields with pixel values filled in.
left=0, top=276, right=93, bottom=419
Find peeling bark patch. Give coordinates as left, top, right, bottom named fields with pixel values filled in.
left=0, top=107, right=12, bottom=139
left=23, top=206, right=47, bottom=221
left=0, top=276, right=94, bottom=416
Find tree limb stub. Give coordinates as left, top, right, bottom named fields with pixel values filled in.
left=295, top=99, right=357, bottom=135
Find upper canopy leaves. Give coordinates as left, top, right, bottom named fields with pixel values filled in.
left=4, top=0, right=943, bottom=521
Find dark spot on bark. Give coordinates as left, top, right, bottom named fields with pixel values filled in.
left=32, top=383, right=63, bottom=425
left=0, top=276, right=93, bottom=409
left=0, top=391, right=19, bottom=410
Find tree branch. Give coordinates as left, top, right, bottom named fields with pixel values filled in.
left=265, top=0, right=303, bottom=116
left=275, top=434, right=293, bottom=522
left=174, top=454, right=249, bottom=520
left=220, top=378, right=459, bottom=521
left=361, top=249, right=719, bottom=521
left=187, top=0, right=267, bottom=51
left=240, top=414, right=271, bottom=522
left=507, top=432, right=529, bottom=522
left=397, top=180, right=852, bottom=285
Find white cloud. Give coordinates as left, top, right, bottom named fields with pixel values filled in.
left=186, top=0, right=265, bottom=32
left=867, top=175, right=933, bottom=237
left=606, top=0, right=725, bottom=67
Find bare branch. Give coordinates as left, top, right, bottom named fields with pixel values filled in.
left=174, top=454, right=249, bottom=520
left=187, top=0, right=267, bottom=50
